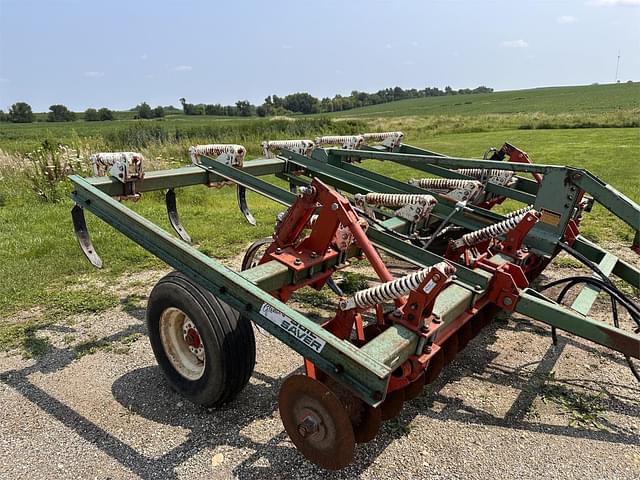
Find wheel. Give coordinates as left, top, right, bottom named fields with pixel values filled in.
left=146, top=271, right=256, bottom=407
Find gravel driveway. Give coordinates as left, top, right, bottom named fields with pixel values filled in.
left=1, top=260, right=639, bottom=480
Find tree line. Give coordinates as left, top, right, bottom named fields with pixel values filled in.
left=179, top=85, right=494, bottom=117
left=0, top=84, right=494, bottom=123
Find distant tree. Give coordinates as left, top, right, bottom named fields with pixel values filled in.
left=98, top=107, right=114, bottom=121
left=8, top=102, right=34, bottom=123
left=283, top=92, right=319, bottom=114
left=0, top=110, right=8, bottom=122
left=235, top=100, right=254, bottom=117
left=84, top=108, right=99, bottom=121
left=256, top=105, right=267, bottom=117
left=47, top=104, right=76, bottom=122
left=152, top=106, right=165, bottom=118
left=205, top=103, right=225, bottom=115
left=136, top=102, right=153, bottom=119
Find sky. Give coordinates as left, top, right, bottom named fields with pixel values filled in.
left=0, top=0, right=639, bottom=112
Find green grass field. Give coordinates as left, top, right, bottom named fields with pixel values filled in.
left=0, top=83, right=639, bottom=354
left=331, top=82, right=640, bottom=117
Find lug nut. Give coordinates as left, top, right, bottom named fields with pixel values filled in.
left=297, top=416, right=320, bottom=438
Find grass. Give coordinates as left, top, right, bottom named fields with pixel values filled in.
left=331, top=82, right=640, bottom=118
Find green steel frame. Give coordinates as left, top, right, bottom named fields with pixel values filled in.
left=69, top=143, right=640, bottom=407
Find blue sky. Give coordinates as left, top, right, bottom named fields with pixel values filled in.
left=0, top=0, right=638, bottom=111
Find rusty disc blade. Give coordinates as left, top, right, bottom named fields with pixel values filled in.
left=352, top=401, right=382, bottom=443
left=278, top=375, right=355, bottom=470
left=380, top=388, right=405, bottom=421
left=443, top=334, right=459, bottom=364
left=458, top=322, right=474, bottom=349
left=404, top=372, right=426, bottom=401
left=316, top=372, right=382, bottom=444
left=425, top=351, right=444, bottom=384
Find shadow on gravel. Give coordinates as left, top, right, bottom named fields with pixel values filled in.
left=1, top=317, right=639, bottom=479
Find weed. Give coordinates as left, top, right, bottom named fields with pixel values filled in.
left=291, top=288, right=335, bottom=309
left=122, top=293, right=145, bottom=312
left=388, top=418, right=412, bottom=436
left=337, top=271, right=370, bottom=294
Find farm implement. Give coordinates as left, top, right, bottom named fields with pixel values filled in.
left=69, top=133, right=640, bottom=470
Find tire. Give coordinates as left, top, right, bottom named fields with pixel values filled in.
left=146, top=271, right=256, bottom=407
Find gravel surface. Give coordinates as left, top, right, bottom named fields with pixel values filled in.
left=1, top=250, right=639, bottom=480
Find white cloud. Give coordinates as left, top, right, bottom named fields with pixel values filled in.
left=557, top=15, right=579, bottom=23
left=83, top=71, right=104, bottom=78
left=589, top=0, right=640, bottom=6
left=501, top=39, right=529, bottom=48
left=173, top=65, right=192, bottom=72
left=141, top=53, right=148, bottom=60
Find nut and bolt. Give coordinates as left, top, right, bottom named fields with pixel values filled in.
left=297, top=416, right=320, bottom=438
left=410, top=303, right=418, bottom=310
left=331, top=202, right=339, bottom=211
left=503, top=297, right=513, bottom=306
left=294, top=258, right=302, bottom=265
left=433, top=274, right=441, bottom=282
left=393, top=309, right=402, bottom=318
left=310, top=251, right=318, bottom=259
left=275, top=247, right=282, bottom=254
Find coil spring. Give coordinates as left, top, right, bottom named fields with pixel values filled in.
left=358, top=192, right=437, bottom=208
left=410, top=178, right=481, bottom=190
left=91, top=152, right=144, bottom=177
left=314, top=135, right=364, bottom=148
left=455, top=168, right=514, bottom=184
left=189, top=144, right=245, bottom=164
left=458, top=205, right=533, bottom=247
left=262, top=139, right=314, bottom=157
left=352, top=263, right=455, bottom=309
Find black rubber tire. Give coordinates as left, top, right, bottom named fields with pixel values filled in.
left=146, top=271, right=256, bottom=407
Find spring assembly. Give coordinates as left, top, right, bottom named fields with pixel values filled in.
left=361, top=131, right=404, bottom=149
left=454, top=206, right=534, bottom=248
left=261, top=139, right=315, bottom=158
left=314, top=135, right=365, bottom=150
left=91, top=152, right=144, bottom=176
left=347, top=262, right=455, bottom=309
left=189, top=144, right=246, bottom=166
left=409, top=178, right=482, bottom=190
left=454, top=168, right=514, bottom=186
left=355, top=193, right=437, bottom=209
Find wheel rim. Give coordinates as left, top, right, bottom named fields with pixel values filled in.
left=159, top=307, right=206, bottom=381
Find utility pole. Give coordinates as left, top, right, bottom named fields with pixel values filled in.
left=615, top=50, right=621, bottom=83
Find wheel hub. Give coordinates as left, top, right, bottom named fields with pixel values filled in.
left=159, top=307, right=206, bottom=381
left=182, top=320, right=204, bottom=359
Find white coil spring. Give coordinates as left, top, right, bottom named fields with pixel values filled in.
left=189, top=144, right=246, bottom=165
left=458, top=205, right=533, bottom=247
left=455, top=168, right=515, bottom=185
left=261, top=139, right=315, bottom=157
left=314, top=135, right=365, bottom=149
left=361, top=131, right=403, bottom=142
left=352, top=262, right=454, bottom=309
left=409, top=178, right=482, bottom=190
left=90, top=152, right=144, bottom=177
left=357, top=192, right=437, bottom=208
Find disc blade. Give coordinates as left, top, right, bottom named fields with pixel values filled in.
left=278, top=375, right=355, bottom=470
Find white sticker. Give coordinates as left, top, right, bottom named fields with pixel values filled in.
left=423, top=279, right=437, bottom=294
left=259, top=303, right=326, bottom=353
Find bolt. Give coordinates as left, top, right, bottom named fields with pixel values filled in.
left=275, top=247, right=282, bottom=254
left=410, top=303, right=418, bottom=310
left=503, top=297, right=513, bottom=306
left=297, top=416, right=320, bottom=438
left=420, top=325, right=429, bottom=333
left=334, top=364, right=344, bottom=374
left=294, top=258, right=302, bottom=265
left=310, top=251, right=318, bottom=259
left=393, top=309, right=402, bottom=318
left=331, top=202, right=339, bottom=211
left=433, top=274, right=441, bottom=282
left=407, top=313, right=415, bottom=322
left=474, top=285, right=482, bottom=291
